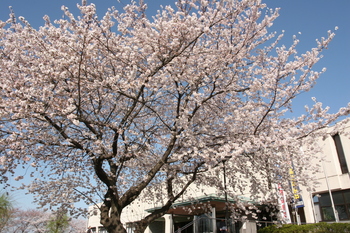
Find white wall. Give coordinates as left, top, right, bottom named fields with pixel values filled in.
left=301, top=120, right=350, bottom=223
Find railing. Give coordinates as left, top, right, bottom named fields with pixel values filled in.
left=174, top=215, right=207, bottom=233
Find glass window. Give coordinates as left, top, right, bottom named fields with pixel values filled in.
left=344, top=190, right=350, bottom=203
left=336, top=205, right=349, bottom=220
left=319, top=193, right=331, bottom=206
left=332, top=133, right=349, bottom=174
left=316, top=190, right=350, bottom=221
left=333, top=192, right=345, bottom=205
left=321, top=206, right=335, bottom=221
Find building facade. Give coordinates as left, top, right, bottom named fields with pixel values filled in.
left=87, top=192, right=266, bottom=233
left=300, top=119, right=350, bottom=223
left=87, top=119, right=350, bottom=232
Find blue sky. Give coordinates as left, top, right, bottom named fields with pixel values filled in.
left=1, top=0, right=349, bottom=210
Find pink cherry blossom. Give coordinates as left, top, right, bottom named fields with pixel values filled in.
left=0, top=1, right=349, bottom=232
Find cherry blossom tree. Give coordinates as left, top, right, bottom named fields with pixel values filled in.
left=4, top=208, right=86, bottom=233
left=5, top=209, right=50, bottom=233
left=0, top=0, right=349, bottom=232
left=66, top=218, right=87, bottom=233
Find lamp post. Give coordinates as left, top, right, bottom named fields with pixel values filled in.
left=222, top=157, right=232, bottom=233
left=322, top=161, right=339, bottom=222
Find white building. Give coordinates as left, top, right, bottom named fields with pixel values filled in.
left=86, top=171, right=271, bottom=233
left=87, top=188, right=263, bottom=233
left=87, top=119, right=350, bottom=232
left=300, top=119, right=350, bottom=223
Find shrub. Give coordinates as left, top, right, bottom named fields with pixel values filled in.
left=258, top=222, right=350, bottom=233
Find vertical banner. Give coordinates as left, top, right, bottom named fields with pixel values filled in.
left=276, top=183, right=292, bottom=223
left=289, top=168, right=304, bottom=208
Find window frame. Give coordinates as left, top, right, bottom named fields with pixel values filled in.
left=314, top=189, right=350, bottom=221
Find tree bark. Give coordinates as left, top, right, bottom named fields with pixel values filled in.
left=99, top=196, right=127, bottom=233
left=133, top=220, right=148, bottom=233
left=106, top=223, right=127, bottom=233
left=100, top=211, right=127, bottom=233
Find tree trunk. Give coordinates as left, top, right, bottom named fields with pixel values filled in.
left=100, top=215, right=128, bottom=233
left=133, top=221, right=148, bottom=233
left=106, top=223, right=127, bottom=233
left=100, top=204, right=127, bottom=233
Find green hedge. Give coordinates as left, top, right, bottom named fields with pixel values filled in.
left=258, top=222, right=350, bottom=233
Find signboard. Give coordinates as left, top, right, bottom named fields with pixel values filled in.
left=276, top=183, right=292, bottom=223
left=289, top=168, right=304, bottom=208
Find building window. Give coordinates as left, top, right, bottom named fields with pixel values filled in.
left=314, top=189, right=350, bottom=221
left=332, top=133, right=349, bottom=174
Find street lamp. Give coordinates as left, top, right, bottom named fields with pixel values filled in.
left=222, top=156, right=232, bottom=233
